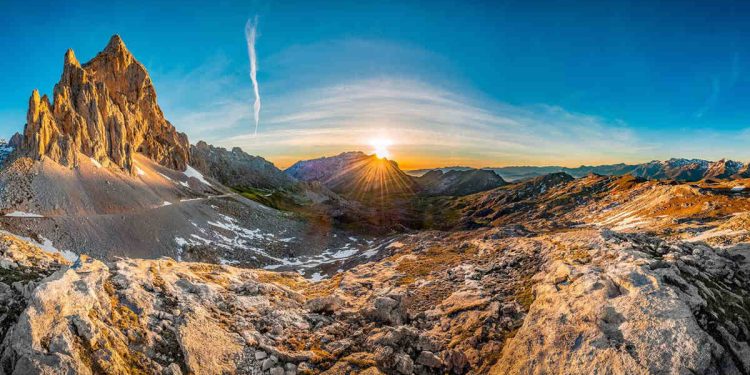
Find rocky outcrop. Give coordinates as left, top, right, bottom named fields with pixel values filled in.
left=22, top=35, right=190, bottom=173
left=0, top=253, right=310, bottom=374
left=0, top=234, right=70, bottom=355
left=494, top=231, right=750, bottom=374
left=190, top=141, right=297, bottom=190
left=1, top=225, right=748, bottom=374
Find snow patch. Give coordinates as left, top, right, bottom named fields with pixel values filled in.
left=174, top=237, right=188, bottom=247
left=309, top=272, right=326, bottom=282
left=184, top=165, right=212, bottom=186
left=0, top=230, right=77, bottom=261
left=331, top=249, right=358, bottom=259
left=5, top=211, right=44, bottom=218
left=611, top=216, right=648, bottom=231
left=731, top=185, right=746, bottom=192
left=90, top=158, right=102, bottom=168
left=219, top=258, right=240, bottom=266
left=161, top=201, right=172, bottom=206
left=135, top=166, right=146, bottom=176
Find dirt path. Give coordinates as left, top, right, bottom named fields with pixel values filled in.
left=2, top=193, right=242, bottom=220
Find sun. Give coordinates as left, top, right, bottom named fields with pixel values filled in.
left=370, top=138, right=393, bottom=159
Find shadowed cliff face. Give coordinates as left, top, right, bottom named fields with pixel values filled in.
left=22, top=35, right=190, bottom=173
left=189, top=141, right=297, bottom=191
left=415, top=169, right=507, bottom=196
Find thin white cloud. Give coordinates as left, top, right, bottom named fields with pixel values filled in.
left=695, top=77, right=720, bottom=118
left=245, top=17, right=261, bottom=135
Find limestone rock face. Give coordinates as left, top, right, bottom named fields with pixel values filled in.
left=22, top=35, right=189, bottom=172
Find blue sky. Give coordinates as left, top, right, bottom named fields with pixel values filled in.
left=3, top=0, right=750, bottom=168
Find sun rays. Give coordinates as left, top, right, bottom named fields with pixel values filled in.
left=370, top=138, right=393, bottom=159
left=324, top=154, right=416, bottom=203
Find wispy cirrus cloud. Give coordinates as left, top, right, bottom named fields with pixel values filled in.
left=245, top=17, right=261, bottom=135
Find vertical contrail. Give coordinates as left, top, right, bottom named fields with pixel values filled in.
left=245, top=17, right=261, bottom=135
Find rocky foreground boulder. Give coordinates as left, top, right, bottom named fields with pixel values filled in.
left=0, top=227, right=747, bottom=374
left=22, top=35, right=190, bottom=173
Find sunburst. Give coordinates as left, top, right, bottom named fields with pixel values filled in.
left=370, top=138, right=393, bottom=159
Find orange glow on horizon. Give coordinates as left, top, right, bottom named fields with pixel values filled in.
left=268, top=148, right=657, bottom=172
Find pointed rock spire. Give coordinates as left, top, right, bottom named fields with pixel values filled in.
left=64, top=49, right=80, bottom=67
left=30, top=89, right=40, bottom=104
left=104, top=34, right=129, bottom=56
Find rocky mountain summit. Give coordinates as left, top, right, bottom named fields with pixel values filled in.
left=285, top=152, right=419, bottom=201
left=22, top=35, right=190, bottom=173
left=190, top=141, right=297, bottom=191
left=415, top=169, right=506, bottom=196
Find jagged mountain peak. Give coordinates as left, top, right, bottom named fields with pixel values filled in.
left=21, top=35, right=189, bottom=172
left=189, top=141, right=297, bottom=190
left=105, top=34, right=126, bottom=50
left=285, top=151, right=418, bottom=201
left=416, top=168, right=507, bottom=196
left=90, top=34, right=135, bottom=68
left=63, top=48, right=80, bottom=67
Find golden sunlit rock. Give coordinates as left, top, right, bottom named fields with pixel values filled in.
left=21, top=35, right=190, bottom=173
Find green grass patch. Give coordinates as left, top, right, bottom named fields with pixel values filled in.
left=233, top=186, right=309, bottom=212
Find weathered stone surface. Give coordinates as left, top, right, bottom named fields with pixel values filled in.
left=0, top=221, right=748, bottom=374
left=416, top=350, right=442, bottom=368
left=22, top=35, right=189, bottom=173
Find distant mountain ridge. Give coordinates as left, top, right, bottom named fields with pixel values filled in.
left=285, top=151, right=418, bottom=201
left=408, top=158, right=750, bottom=182
left=286, top=152, right=511, bottom=199
left=405, top=166, right=475, bottom=177
left=415, top=169, right=507, bottom=196
left=189, top=141, right=297, bottom=190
